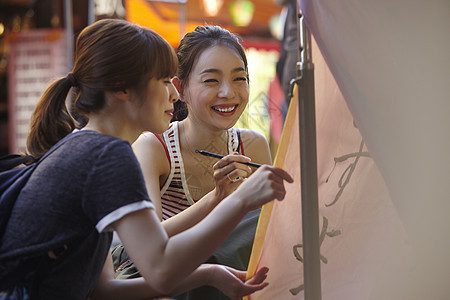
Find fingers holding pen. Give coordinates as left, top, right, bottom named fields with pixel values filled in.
left=213, top=153, right=252, bottom=169
left=213, top=153, right=253, bottom=182
left=210, top=152, right=293, bottom=208
left=211, top=153, right=255, bottom=200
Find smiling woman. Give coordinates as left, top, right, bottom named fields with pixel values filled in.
left=178, top=44, right=249, bottom=130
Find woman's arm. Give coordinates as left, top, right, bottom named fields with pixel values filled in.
left=91, top=253, right=269, bottom=299
left=91, top=252, right=157, bottom=300
left=132, top=133, right=168, bottom=221
left=113, top=165, right=292, bottom=295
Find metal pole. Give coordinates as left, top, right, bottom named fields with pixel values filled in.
left=64, top=0, right=74, bottom=70
left=87, top=0, right=95, bottom=25
left=291, top=2, right=322, bottom=299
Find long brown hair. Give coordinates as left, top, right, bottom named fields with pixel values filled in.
left=27, top=19, right=177, bottom=159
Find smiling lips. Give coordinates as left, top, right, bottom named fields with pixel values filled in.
left=166, top=109, right=174, bottom=117
left=212, top=104, right=238, bottom=114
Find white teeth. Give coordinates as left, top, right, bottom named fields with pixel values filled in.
left=214, top=106, right=236, bottom=113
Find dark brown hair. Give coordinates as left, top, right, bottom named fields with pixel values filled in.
left=173, top=25, right=248, bottom=121
left=27, top=19, right=177, bottom=159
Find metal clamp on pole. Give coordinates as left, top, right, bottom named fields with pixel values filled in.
left=295, top=4, right=322, bottom=300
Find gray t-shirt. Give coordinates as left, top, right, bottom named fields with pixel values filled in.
left=0, top=130, right=153, bottom=299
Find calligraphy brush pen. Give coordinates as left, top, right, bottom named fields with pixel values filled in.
left=195, top=150, right=262, bottom=168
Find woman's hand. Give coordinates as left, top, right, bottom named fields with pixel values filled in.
left=233, top=165, right=294, bottom=211
left=208, top=265, right=269, bottom=299
left=212, top=153, right=254, bottom=200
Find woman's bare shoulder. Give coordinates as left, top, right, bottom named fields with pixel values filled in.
left=134, top=132, right=165, bottom=151
left=133, top=131, right=170, bottom=172
left=236, top=128, right=272, bottom=165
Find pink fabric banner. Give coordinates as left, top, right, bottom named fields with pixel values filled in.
left=246, top=37, right=409, bottom=300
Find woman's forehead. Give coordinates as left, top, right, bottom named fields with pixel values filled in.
left=193, top=45, right=245, bottom=73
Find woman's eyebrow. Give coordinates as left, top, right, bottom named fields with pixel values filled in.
left=232, top=67, right=246, bottom=73
left=200, top=67, right=246, bottom=75
left=200, top=68, right=221, bottom=75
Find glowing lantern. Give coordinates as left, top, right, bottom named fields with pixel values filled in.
left=229, top=0, right=254, bottom=27
left=202, top=0, right=224, bottom=16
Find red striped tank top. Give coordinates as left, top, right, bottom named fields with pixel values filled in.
left=156, top=121, right=244, bottom=221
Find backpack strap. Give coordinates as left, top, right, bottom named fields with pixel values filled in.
left=0, top=155, right=34, bottom=172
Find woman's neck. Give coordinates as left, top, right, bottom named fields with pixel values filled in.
left=84, top=112, right=140, bottom=145
left=179, top=119, right=229, bottom=154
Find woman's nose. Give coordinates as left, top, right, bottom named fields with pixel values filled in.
left=218, top=81, right=236, bottom=99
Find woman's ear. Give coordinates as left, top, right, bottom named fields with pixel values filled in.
left=172, top=77, right=189, bottom=104
left=113, top=89, right=130, bottom=102
left=172, top=77, right=183, bottom=98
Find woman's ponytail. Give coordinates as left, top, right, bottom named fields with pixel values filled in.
left=26, top=74, right=78, bottom=159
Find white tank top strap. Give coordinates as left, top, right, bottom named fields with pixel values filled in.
left=227, top=127, right=240, bottom=154
left=160, top=123, right=176, bottom=196
left=161, top=121, right=195, bottom=205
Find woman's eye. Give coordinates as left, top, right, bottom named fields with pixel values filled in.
left=235, top=77, right=248, bottom=82
left=204, top=79, right=218, bottom=83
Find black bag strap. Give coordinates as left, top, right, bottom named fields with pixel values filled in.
left=0, top=132, right=76, bottom=173
left=0, top=155, right=34, bottom=172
